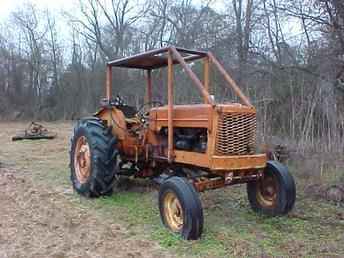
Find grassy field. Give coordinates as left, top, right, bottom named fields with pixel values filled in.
left=1, top=122, right=344, bottom=257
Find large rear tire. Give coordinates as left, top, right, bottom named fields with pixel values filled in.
left=247, top=161, right=296, bottom=216
left=70, top=117, right=118, bottom=197
left=159, top=176, right=203, bottom=240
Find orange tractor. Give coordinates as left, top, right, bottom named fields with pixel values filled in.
left=70, top=46, right=296, bottom=240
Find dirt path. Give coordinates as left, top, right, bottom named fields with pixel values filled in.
left=0, top=168, right=173, bottom=258
left=0, top=158, right=173, bottom=258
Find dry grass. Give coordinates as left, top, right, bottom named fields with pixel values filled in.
left=1, top=121, right=344, bottom=257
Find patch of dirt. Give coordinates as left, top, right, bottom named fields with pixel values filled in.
left=0, top=166, right=173, bottom=258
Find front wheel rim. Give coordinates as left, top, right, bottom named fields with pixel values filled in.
left=256, top=173, right=278, bottom=208
left=74, top=136, right=91, bottom=184
left=163, top=191, right=184, bottom=232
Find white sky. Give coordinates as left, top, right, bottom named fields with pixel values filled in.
left=0, top=0, right=223, bottom=19
left=0, top=0, right=77, bottom=19
left=0, top=0, right=303, bottom=45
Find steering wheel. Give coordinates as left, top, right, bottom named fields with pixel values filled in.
left=137, top=101, right=163, bottom=124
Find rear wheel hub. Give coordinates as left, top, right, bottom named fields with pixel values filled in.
left=74, top=136, right=91, bottom=184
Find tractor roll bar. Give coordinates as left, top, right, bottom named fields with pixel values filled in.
left=169, top=47, right=215, bottom=105
left=207, top=52, right=252, bottom=107
left=105, top=46, right=253, bottom=162
left=105, top=46, right=252, bottom=107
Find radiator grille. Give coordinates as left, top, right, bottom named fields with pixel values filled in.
left=215, top=112, right=256, bottom=155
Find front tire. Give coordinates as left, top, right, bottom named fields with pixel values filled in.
left=159, top=176, right=203, bottom=240
left=247, top=161, right=296, bottom=216
left=70, top=117, right=118, bottom=197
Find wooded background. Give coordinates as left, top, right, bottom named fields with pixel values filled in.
left=0, top=0, right=343, bottom=153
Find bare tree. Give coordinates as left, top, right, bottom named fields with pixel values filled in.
left=231, top=0, right=255, bottom=87
left=12, top=3, right=47, bottom=117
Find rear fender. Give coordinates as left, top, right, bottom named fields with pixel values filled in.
left=94, top=107, right=126, bottom=140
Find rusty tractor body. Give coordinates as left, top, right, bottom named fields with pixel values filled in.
left=70, top=46, right=296, bottom=240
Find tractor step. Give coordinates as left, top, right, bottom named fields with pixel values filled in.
left=152, top=174, right=170, bottom=185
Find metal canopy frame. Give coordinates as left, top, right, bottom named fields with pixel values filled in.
left=107, top=46, right=207, bottom=69
left=105, top=46, right=252, bottom=162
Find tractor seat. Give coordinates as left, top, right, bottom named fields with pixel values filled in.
left=110, top=102, right=140, bottom=124
left=125, top=117, right=140, bottom=124
left=118, top=106, right=141, bottom=124
left=116, top=105, right=137, bottom=118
